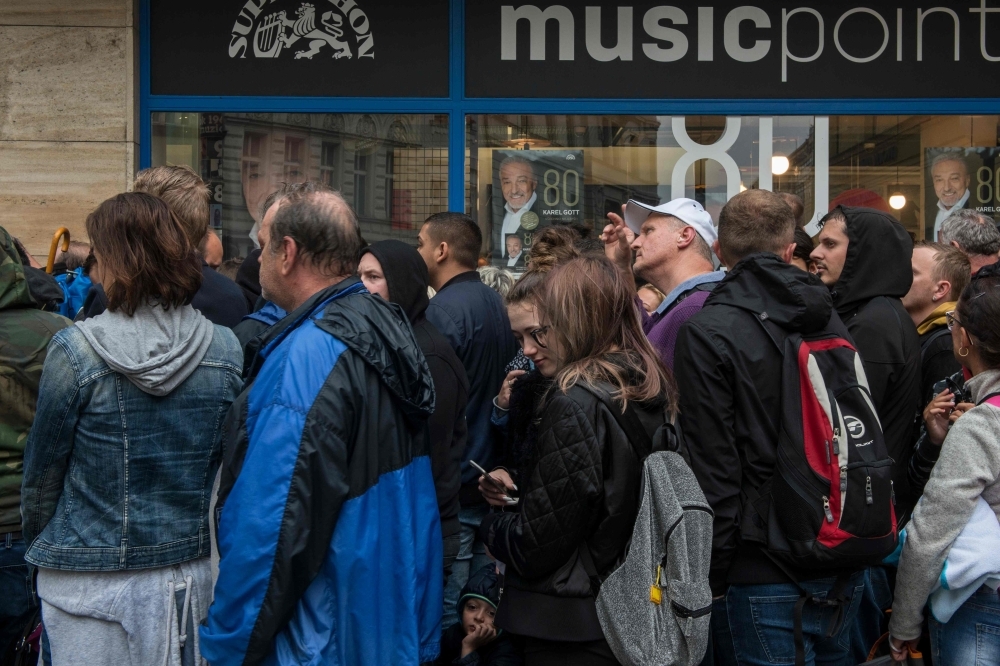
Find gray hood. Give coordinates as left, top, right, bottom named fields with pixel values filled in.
left=76, top=303, right=215, bottom=396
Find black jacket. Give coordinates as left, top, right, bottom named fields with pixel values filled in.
left=479, top=366, right=666, bottom=642
left=436, top=565, right=522, bottom=666
left=426, top=272, right=517, bottom=495
left=82, top=263, right=249, bottom=328
left=918, top=325, right=960, bottom=406
left=831, top=206, right=922, bottom=515
left=674, top=253, right=843, bottom=594
left=365, top=240, right=469, bottom=539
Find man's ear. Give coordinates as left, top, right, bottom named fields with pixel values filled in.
left=279, top=237, right=298, bottom=276
left=677, top=225, right=698, bottom=250
left=779, top=242, right=797, bottom=264
left=936, top=279, right=953, bottom=302
left=436, top=241, right=450, bottom=265
left=712, top=240, right=727, bottom=267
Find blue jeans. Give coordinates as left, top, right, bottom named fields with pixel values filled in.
left=848, top=566, right=893, bottom=662
left=0, top=533, right=36, bottom=655
left=712, top=571, right=866, bottom=666
left=930, top=585, right=1000, bottom=666
left=441, top=505, right=491, bottom=630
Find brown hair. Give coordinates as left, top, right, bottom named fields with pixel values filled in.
left=526, top=226, right=581, bottom=271
left=86, top=192, right=202, bottom=315
left=915, top=241, right=971, bottom=300
left=957, top=263, right=1000, bottom=367
left=270, top=187, right=362, bottom=278
left=133, top=166, right=211, bottom=247
left=539, top=255, right=677, bottom=411
left=719, top=190, right=796, bottom=263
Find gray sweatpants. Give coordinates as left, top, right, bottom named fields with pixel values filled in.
left=37, top=558, right=212, bottom=666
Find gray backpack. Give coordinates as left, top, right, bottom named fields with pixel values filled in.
left=580, top=393, right=714, bottom=666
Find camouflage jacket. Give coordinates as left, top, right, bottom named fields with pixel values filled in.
left=0, top=227, right=70, bottom=532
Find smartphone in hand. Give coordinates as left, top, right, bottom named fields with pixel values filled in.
left=470, top=460, right=518, bottom=504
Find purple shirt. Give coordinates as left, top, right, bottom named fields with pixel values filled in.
left=641, top=271, right=725, bottom=371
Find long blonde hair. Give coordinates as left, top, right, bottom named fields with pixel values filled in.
left=539, top=255, right=677, bottom=412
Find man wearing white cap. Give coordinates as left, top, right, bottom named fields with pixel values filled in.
left=602, top=197, right=725, bottom=370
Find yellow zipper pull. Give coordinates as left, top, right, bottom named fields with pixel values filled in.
left=649, top=565, right=662, bottom=605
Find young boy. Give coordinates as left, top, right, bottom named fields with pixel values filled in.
left=436, top=566, right=521, bottom=666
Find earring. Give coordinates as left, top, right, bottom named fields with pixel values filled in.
left=932, top=296, right=938, bottom=302
left=959, top=346, right=970, bottom=357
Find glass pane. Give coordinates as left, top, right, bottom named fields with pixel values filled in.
left=151, top=113, right=449, bottom=259
left=468, top=114, right=1000, bottom=268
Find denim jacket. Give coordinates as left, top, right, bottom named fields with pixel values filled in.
left=21, top=325, right=242, bottom=570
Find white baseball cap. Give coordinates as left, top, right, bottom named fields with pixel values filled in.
left=624, top=198, right=718, bottom=246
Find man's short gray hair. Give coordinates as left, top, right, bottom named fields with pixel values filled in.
left=931, top=151, right=969, bottom=174
left=270, top=186, right=362, bottom=278
left=498, top=154, right=536, bottom=180
left=940, top=209, right=1000, bottom=256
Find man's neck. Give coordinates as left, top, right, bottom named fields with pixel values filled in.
left=431, top=263, right=474, bottom=292
left=907, top=302, right=938, bottom=328
left=283, top=274, right=352, bottom=312
left=969, top=255, right=998, bottom=275
left=645, top=253, right=715, bottom=299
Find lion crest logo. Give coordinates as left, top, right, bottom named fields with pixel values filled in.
left=229, top=0, right=374, bottom=60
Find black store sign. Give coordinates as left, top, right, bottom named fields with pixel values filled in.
left=150, top=0, right=450, bottom=97
left=466, top=1, right=1000, bottom=98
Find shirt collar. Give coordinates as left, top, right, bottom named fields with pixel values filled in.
left=654, top=271, right=726, bottom=316
left=438, top=270, right=482, bottom=292
left=938, top=188, right=971, bottom=213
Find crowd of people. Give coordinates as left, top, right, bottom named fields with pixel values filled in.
left=2, top=164, right=1000, bottom=666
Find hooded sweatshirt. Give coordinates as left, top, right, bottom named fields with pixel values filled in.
left=0, top=227, right=70, bottom=531
left=76, top=303, right=215, bottom=396
left=437, top=564, right=520, bottom=666
left=675, top=253, right=845, bottom=592
left=364, top=240, right=468, bottom=539
left=829, top=206, right=922, bottom=514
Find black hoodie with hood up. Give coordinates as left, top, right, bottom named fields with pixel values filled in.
left=674, top=252, right=847, bottom=593
left=829, top=206, right=921, bottom=516
left=363, top=240, right=468, bottom=539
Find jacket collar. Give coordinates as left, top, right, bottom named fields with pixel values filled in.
left=966, top=368, right=1000, bottom=404
left=245, top=277, right=366, bottom=381
left=917, top=300, right=956, bottom=336
left=438, top=270, right=482, bottom=293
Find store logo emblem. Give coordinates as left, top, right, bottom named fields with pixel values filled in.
left=229, top=0, right=374, bottom=60
left=845, top=416, right=866, bottom=440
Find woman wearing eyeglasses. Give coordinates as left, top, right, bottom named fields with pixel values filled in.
left=889, top=263, right=1000, bottom=665
left=479, top=256, right=676, bottom=666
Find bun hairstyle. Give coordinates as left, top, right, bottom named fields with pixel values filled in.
left=956, top=262, right=1000, bottom=368
left=506, top=225, right=583, bottom=308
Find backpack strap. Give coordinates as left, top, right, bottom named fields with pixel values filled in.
left=981, top=393, right=1000, bottom=408
left=580, top=384, right=655, bottom=461
left=920, top=327, right=952, bottom=365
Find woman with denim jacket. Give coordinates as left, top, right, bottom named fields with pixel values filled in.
left=21, top=192, right=243, bottom=666
left=889, top=263, right=1000, bottom=665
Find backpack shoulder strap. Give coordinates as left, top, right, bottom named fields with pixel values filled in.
left=980, top=393, right=1000, bottom=408
left=920, top=327, right=952, bottom=364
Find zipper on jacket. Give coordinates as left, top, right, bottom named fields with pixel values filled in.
left=865, top=476, right=873, bottom=505
left=823, top=496, right=834, bottom=523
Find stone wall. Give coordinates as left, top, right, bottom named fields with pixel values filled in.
left=0, top=0, right=137, bottom=257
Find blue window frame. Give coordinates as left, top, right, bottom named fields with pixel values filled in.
left=139, top=0, right=1000, bottom=216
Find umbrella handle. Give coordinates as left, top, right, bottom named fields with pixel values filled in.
left=46, top=227, right=71, bottom=274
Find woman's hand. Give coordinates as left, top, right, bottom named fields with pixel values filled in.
left=951, top=401, right=976, bottom=424
left=923, top=389, right=955, bottom=446
left=479, top=468, right=518, bottom=507
left=888, top=635, right=920, bottom=662
left=461, top=623, right=497, bottom=657
left=495, top=370, right=526, bottom=411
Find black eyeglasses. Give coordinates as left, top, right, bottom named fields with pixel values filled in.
left=946, top=310, right=963, bottom=331
left=530, top=325, right=550, bottom=349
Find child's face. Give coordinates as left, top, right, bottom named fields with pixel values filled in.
left=462, top=599, right=496, bottom=635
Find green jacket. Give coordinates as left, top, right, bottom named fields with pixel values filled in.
left=0, top=227, right=70, bottom=532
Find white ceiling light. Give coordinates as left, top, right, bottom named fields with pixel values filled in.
left=889, top=193, right=906, bottom=210
left=771, top=155, right=790, bottom=175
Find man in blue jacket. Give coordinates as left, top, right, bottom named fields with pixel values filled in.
left=201, top=186, right=443, bottom=665
left=417, top=212, right=517, bottom=627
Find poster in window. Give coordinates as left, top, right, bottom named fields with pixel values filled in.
left=925, top=148, right=1000, bottom=242
left=492, top=150, right=584, bottom=269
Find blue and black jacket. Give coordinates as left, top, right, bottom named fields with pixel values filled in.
left=200, top=277, right=443, bottom=665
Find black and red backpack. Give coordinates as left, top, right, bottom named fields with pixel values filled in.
left=741, top=311, right=898, bottom=569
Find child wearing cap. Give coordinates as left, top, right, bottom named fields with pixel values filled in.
left=436, top=565, right=522, bottom=666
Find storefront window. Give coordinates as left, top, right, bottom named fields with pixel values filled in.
left=468, top=115, right=1000, bottom=268
left=151, top=113, right=449, bottom=259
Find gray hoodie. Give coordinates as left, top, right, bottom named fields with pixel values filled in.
left=889, top=368, right=1000, bottom=640
left=75, top=303, right=215, bottom=396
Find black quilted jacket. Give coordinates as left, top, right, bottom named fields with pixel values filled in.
left=479, top=380, right=666, bottom=642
